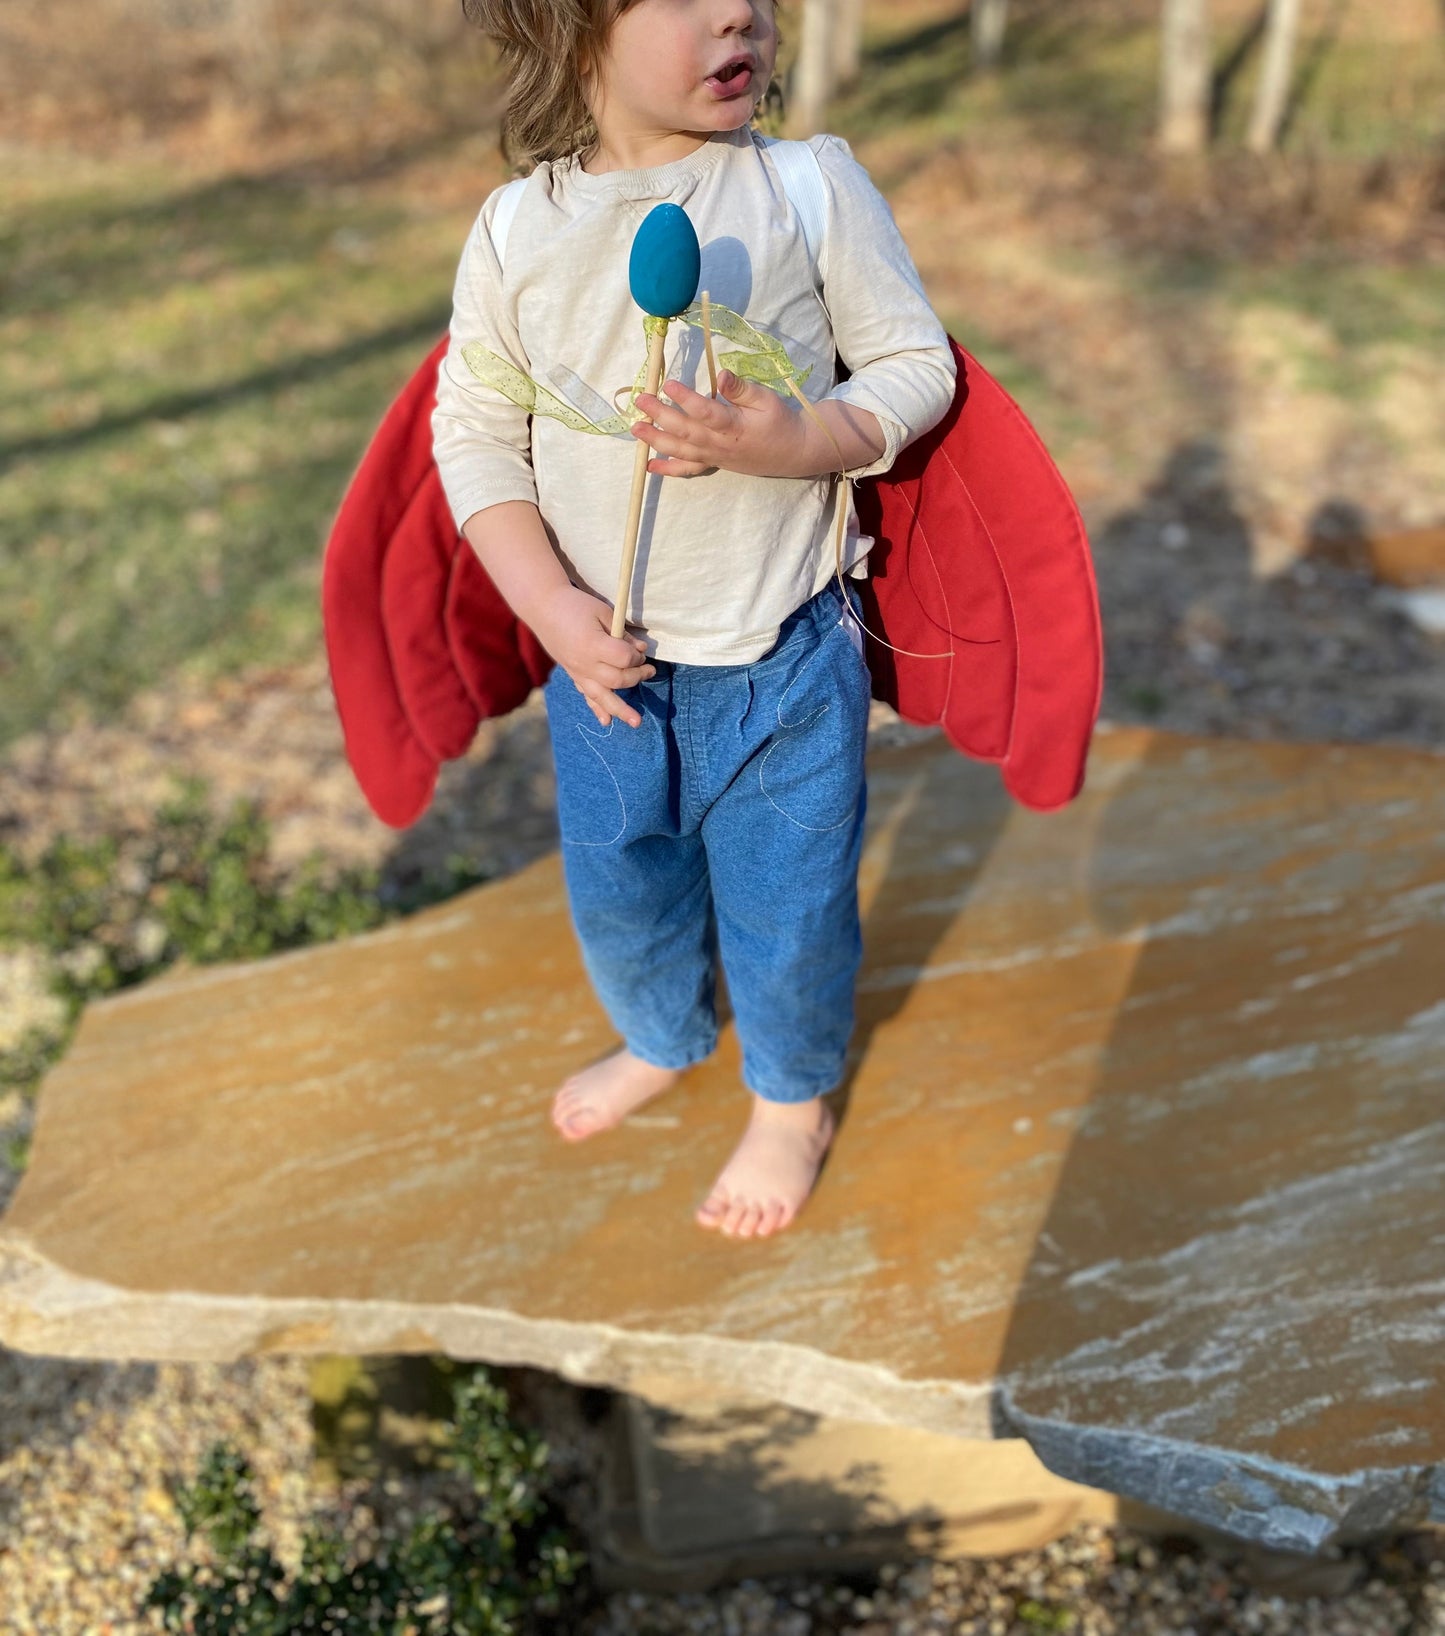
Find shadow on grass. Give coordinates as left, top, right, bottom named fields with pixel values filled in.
left=0, top=307, right=449, bottom=469
left=0, top=124, right=489, bottom=325
left=1210, top=3, right=1270, bottom=136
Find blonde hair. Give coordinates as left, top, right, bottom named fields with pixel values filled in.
left=462, top=0, right=642, bottom=169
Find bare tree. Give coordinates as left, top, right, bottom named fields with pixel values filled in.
left=792, top=0, right=837, bottom=133
left=1158, top=0, right=1212, bottom=153
left=1246, top=0, right=1301, bottom=153
left=230, top=0, right=281, bottom=86
left=832, top=0, right=865, bottom=88
left=971, top=0, right=1010, bottom=74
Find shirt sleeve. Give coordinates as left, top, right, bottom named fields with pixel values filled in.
left=431, top=186, right=539, bottom=532
left=810, top=135, right=956, bottom=480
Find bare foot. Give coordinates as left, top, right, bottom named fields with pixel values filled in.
left=551, top=1048, right=681, bottom=1142
left=696, top=1093, right=836, bottom=1239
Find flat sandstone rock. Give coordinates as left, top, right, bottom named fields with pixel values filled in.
left=2, top=727, right=1443, bottom=1552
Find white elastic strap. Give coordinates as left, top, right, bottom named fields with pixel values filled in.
left=487, top=176, right=528, bottom=269
left=761, top=135, right=828, bottom=286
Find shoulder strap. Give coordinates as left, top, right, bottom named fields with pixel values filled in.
left=487, top=175, right=528, bottom=267
left=760, top=135, right=828, bottom=285
left=485, top=144, right=829, bottom=279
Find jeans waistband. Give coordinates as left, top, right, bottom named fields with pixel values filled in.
left=656, top=582, right=854, bottom=681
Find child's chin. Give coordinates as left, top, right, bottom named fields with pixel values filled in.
left=706, top=100, right=759, bottom=131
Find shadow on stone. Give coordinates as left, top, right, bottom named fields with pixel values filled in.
left=830, top=728, right=1015, bottom=1144
left=992, top=457, right=1445, bottom=1548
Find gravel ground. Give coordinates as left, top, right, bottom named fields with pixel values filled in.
left=0, top=1341, right=1442, bottom=1634
left=2, top=479, right=1444, bottom=1631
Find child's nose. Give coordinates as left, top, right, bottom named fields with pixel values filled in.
left=714, top=0, right=757, bottom=35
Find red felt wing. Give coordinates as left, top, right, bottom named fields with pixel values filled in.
left=322, top=339, right=551, bottom=829
left=323, top=336, right=1100, bottom=828
left=860, top=342, right=1102, bottom=813
left=322, top=339, right=456, bottom=829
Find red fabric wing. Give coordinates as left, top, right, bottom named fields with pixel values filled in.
left=322, top=339, right=450, bottom=829
left=445, top=542, right=554, bottom=718
left=858, top=348, right=1017, bottom=763
left=864, top=342, right=1101, bottom=813
left=381, top=472, right=481, bottom=765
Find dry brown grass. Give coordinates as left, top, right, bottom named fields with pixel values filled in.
left=0, top=0, right=497, bottom=167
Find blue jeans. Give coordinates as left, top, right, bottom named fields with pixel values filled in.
left=543, top=582, right=869, bottom=1103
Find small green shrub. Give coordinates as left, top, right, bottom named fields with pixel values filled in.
left=142, top=1366, right=587, bottom=1636
left=1016, top=1598, right=1075, bottom=1632
left=0, top=779, right=390, bottom=1003
left=0, top=777, right=487, bottom=1166
left=148, top=781, right=387, bottom=968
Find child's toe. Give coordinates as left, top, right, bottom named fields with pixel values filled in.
left=696, top=1187, right=729, bottom=1228
left=560, top=1105, right=599, bottom=1139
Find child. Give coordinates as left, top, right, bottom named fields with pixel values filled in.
left=432, top=0, right=956, bottom=1241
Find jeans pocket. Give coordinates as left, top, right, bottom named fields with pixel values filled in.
left=546, top=674, right=629, bottom=848
left=758, top=620, right=869, bottom=833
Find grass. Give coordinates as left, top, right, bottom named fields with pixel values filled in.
left=836, top=0, right=1445, bottom=162
left=0, top=146, right=502, bottom=747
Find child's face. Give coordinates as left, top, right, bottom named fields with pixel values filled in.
left=589, top=0, right=778, bottom=146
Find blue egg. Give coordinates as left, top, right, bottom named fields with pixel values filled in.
left=628, top=203, right=701, bottom=319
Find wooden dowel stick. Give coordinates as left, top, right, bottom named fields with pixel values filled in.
left=701, top=291, right=719, bottom=397
left=612, top=322, right=669, bottom=639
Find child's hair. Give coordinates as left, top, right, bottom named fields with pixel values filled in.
left=461, top=0, right=643, bottom=169
left=463, top=0, right=783, bottom=169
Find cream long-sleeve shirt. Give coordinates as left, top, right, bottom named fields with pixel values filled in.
left=432, top=125, right=955, bottom=664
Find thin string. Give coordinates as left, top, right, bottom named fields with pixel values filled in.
left=783, top=379, right=953, bottom=662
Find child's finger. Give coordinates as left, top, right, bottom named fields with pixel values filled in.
left=648, top=456, right=715, bottom=478
left=660, top=378, right=724, bottom=424
left=634, top=389, right=705, bottom=429
left=596, top=632, right=649, bottom=671
left=593, top=659, right=656, bottom=689
left=584, top=682, right=642, bottom=729
left=632, top=422, right=707, bottom=463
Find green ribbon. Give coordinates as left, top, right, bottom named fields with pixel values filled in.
left=460, top=300, right=814, bottom=437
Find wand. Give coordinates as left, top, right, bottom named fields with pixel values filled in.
left=611, top=203, right=702, bottom=640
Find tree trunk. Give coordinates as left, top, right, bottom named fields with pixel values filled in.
left=1158, top=0, right=1212, bottom=153
left=791, top=0, right=835, bottom=135
left=1246, top=0, right=1301, bottom=153
left=832, top=0, right=865, bottom=88
left=229, top=0, right=281, bottom=95
left=971, top=0, right=1010, bottom=73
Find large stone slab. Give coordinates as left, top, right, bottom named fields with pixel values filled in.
left=2, top=727, right=1443, bottom=1552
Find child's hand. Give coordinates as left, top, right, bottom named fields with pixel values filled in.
left=631, top=371, right=803, bottom=479
left=533, top=584, right=655, bottom=729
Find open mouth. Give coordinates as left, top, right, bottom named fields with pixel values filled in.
left=706, top=57, right=755, bottom=96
